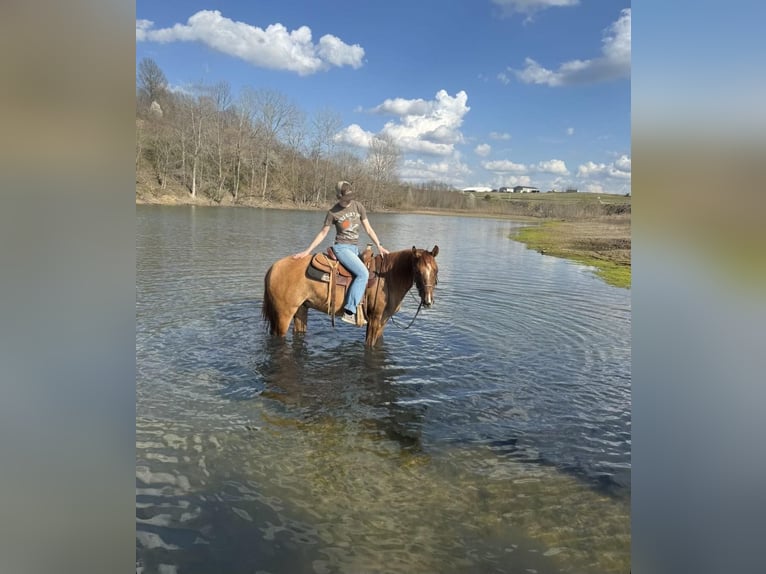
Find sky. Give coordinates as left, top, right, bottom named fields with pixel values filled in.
left=136, top=0, right=631, bottom=194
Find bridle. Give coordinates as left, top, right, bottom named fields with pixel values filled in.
left=388, top=253, right=438, bottom=330
left=413, top=257, right=438, bottom=303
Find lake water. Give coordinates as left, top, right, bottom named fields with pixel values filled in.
left=136, top=205, right=631, bottom=574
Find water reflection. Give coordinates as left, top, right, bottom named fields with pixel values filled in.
left=243, top=336, right=427, bottom=455
left=137, top=206, right=631, bottom=574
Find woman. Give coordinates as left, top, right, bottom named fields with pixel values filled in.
left=293, top=181, right=389, bottom=326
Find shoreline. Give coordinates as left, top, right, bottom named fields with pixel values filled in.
left=136, top=192, right=630, bottom=288
left=135, top=193, right=540, bottom=221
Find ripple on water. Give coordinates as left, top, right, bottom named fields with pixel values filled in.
left=137, top=208, right=630, bottom=573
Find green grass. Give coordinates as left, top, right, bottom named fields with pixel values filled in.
left=513, top=222, right=631, bottom=289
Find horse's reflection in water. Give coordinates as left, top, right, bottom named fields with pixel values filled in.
left=256, top=337, right=427, bottom=454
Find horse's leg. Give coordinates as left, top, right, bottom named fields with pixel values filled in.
left=293, top=304, right=308, bottom=334
left=364, top=304, right=388, bottom=347
left=272, top=311, right=294, bottom=337
left=365, top=319, right=383, bottom=347
left=364, top=289, right=385, bottom=346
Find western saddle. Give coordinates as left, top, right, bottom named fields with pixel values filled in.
left=306, top=246, right=379, bottom=326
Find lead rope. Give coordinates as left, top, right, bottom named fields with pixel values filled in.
left=388, top=300, right=423, bottom=329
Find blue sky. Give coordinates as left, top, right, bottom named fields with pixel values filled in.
left=136, top=0, right=631, bottom=194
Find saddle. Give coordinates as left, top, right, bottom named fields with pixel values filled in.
left=307, top=247, right=377, bottom=288
left=306, top=246, right=380, bottom=325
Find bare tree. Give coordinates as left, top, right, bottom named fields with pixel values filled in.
left=135, top=119, right=144, bottom=172
left=367, top=133, right=401, bottom=209
left=232, top=88, right=257, bottom=201
left=207, top=81, right=232, bottom=201
left=283, top=109, right=308, bottom=203
left=137, top=58, right=168, bottom=110
left=185, top=92, right=213, bottom=198
left=253, top=89, right=299, bottom=200
left=310, top=108, right=343, bottom=204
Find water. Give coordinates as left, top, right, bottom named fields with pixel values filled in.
left=136, top=205, right=631, bottom=574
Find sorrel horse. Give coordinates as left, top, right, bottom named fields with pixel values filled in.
left=262, top=246, right=439, bottom=347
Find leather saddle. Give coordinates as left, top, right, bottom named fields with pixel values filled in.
left=307, top=247, right=377, bottom=288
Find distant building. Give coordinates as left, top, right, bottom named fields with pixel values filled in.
left=461, top=186, right=493, bottom=193
left=564, top=187, right=578, bottom=193
left=513, top=185, right=540, bottom=193
left=498, top=186, right=511, bottom=193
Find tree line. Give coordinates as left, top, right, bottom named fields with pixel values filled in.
left=135, top=58, right=470, bottom=211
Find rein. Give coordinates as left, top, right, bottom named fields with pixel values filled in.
left=387, top=271, right=432, bottom=330
left=369, top=251, right=434, bottom=330
left=388, top=300, right=423, bottom=330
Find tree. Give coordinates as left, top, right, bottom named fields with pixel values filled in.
left=137, top=58, right=168, bottom=110
left=252, top=89, right=299, bottom=200
left=367, top=133, right=401, bottom=209
left=184, top=90, right=214, bottom=198
left=205, top=81, right=232, bottom=201
left=283, top=109, right=308, bottom=203
left=310, top=108, right=343, bottom=204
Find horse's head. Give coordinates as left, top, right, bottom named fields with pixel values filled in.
left=412, top=245, right=439, bottom=307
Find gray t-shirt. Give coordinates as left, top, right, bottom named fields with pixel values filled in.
left=324, top=200, right=367, bottom=244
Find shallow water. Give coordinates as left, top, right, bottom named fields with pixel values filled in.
left=136, top=205, right=631, bottom=574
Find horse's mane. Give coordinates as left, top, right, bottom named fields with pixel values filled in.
left=374, top=249, right=409, bottom=290
left=376, top=248, right=432, bottom=293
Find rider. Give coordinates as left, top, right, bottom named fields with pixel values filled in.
left=292, top=181, right=389, bottom=326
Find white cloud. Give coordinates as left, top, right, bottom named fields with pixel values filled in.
left=534, top=159, right=569, bottom=175
left=400, top=158, right=472, bottom=183
left=583, top=183, right=605, bottom=194
left=166, top=83, right=195, bottom=96
left=334, top=124, right=373, bottom=148
left=576, top=154, right=631, bottom=180
left=482, top=160, right=528, bottom=173
left=514, top=8, right=630, bottom=86
left=482, top=157, right=568, bottom=175
left=577, top=162, right=605, bottom=177
left=317, top=35, right=365, bottom=68
left=136, top=11, right=364, bottom=75
left=475, top=144, right=492, bottom=157
left=614, top=154, right=631, bottom=172
left=491, top=0, right=579, bottom=17
left=422, top=125, right=462, bottom=145
left=501, top=175, right=534, bottom=187
left=489, top=131, right=512, bottom=141
left=339, top=90, right=470, bottom=157
left=566, top=127, right=575, bottom=136
left=372, top=97, right=431, bottom=117
left=136, top=20, right=153, bottom=41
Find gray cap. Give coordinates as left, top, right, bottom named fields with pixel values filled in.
left=336, top=181, right=352, bottom=195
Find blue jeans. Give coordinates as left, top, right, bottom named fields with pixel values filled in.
left=333, top=243, right=369, bottom=313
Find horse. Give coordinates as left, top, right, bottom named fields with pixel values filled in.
left=262, top=246, right=439, bottom=347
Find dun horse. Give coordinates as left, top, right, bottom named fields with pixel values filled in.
left=262, top=246, right=439, bottom=347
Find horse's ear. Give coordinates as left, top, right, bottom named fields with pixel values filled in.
left=431, top=245, right=439, bottom=258
left=412, top=246, right=418, bottom=256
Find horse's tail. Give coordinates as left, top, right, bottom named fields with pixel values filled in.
left=261, top=265, right=278, bottom=334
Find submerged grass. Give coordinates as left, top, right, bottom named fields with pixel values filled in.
left=513, top=219, right=631, bottom=289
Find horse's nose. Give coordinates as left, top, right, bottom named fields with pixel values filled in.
left=424, top=293, right=433, bottom=307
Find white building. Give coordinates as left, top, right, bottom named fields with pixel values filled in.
left=513, top=185, right=540, bottom=193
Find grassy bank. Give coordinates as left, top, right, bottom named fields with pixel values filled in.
left=512, top=218, right=631, bottom=288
